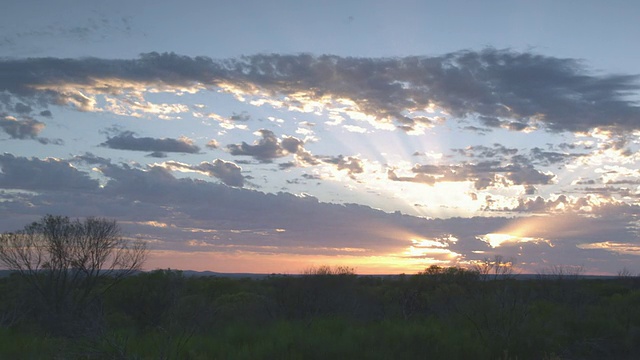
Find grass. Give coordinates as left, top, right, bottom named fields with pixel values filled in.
left=0, top=318, right=490, bottom=359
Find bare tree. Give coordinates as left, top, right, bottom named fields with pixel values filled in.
left=471, top=255, right=517, bottom=280
left=616, top=267, right=635, bottom=279
left=537, top=264, right=584, bottom=280
left=0, top=215, right=147, bottom=334
left=302, top=265, right=356, bottom=276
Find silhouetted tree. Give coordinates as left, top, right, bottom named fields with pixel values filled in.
left=472, top=255, right=516, bottom=280
left=302, top=265, right=356, bottom=276
left=0, top=215, right=147, bottom=335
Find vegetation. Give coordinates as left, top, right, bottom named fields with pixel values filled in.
left=0, top=215, right=147, bottom=336
left=1, top=217, right=640, bottom=359
left=1, top=267, right=639, bottom=359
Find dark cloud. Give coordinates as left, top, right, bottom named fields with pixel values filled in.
left=0, top=50, right=638, bottom=133
left=528, top=147, right=584, bottom=166
left=388, top=169, right=436, bottom=185
left=508, top=122, right=529, bottom=131
left=505, top=164, right=555, bottom=187
left=0, top=153, right=99, bottom=191
left=606, top=179, right=640, bottom=185
left=73, top=152, right=113, bottom=166
left=390, top=161, right=555, bottom=190
left=302, top=173, right=322, bottom=180
left=163, top=159, right=245, bottom=187
left=279, top=162, right=296, bottom=170
left=36, top=137, right=64, bottom=146
left=102, top=131, right=200, bottom=154
left=453, top=143, right=588, bottom=168
left=229, top=111, right=251, bottom=121
left=320, top=155, right=364, bottom=177
left=463, top=125, right=490, bottom=134
left=575, top=179, right=598, bottom=185
left=483, top=194, right=640, bottom=217
left=0, top=52, right=225, bottom=112
left=281, top=136, right=303, bottom=154
left=0, top=115, right=44, bottom=139
left=195, top=159, right=244, bottom=187
left=573, top=186, right=640, bottom=199
left=147, top=151, right=168, bottom=158
left=228, top=129, right=363, bottom=175
left=222, top=50, right=640, bottom=133
left=227, top=129, right=304, bottom=163
left=453, top=144, right=518, bottom=159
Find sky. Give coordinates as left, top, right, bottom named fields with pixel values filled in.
left=1, top=0, right=640, bottom=274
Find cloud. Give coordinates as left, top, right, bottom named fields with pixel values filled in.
left=227, top=129, right=304, bottom=163
left=319, top=155, right=365, bottom=177
left=389, top=161, right=555, bottom=190
left=0, top=53, right=218, bottom=118
left=0, top=50, right=638, bottom=133
left=1, top=155, right=639, bottom=274
left=577, top=241, right=640, bottom=255
left=225, top=129, right=364, bottom=176
left=0, top=115, right=45, bottom=139
left=528, top=147, right=586, bottom=166
left=0, top=153, right=99, bottom=191
left=203, top=160, right=245, bottom=187
left=452, top=143, right=588, bottom=168
left=221, top=50, right=640, bottom=133
left=482, top=193, right=640, bottom=216
left=161, top=159, right=245, bottom=187
left=102, top=131, right=200, bottom=154
left=229, top=111, right=251, bottom=121
left=453, top=144, right=519, bottom=159
left=73, top=152, right=113, bottom=166
left=147, top=151, right=168, bottom=158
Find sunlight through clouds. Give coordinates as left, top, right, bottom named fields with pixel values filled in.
left=1, top=2, right=640, bottom=275
left=477, top=233, right=549, bottom=248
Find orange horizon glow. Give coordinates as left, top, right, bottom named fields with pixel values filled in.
left=143, top=250, right=433, bottom=275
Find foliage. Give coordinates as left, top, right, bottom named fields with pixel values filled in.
left=1, top=263, right=640, bottom=359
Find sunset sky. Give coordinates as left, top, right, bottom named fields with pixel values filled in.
left=1, top=0, right=640, bottom=274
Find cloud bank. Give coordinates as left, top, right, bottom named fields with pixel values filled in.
left=1, top=154, right=639, bottom=274
left=0, top=49, right=638, bottom=133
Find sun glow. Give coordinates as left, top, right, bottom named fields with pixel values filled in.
left=478, top=233, right=546, bottom=248
left=144, top=249, right=444, bottom=275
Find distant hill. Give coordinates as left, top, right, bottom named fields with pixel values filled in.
left=0, top=269, right=618, bottom=280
